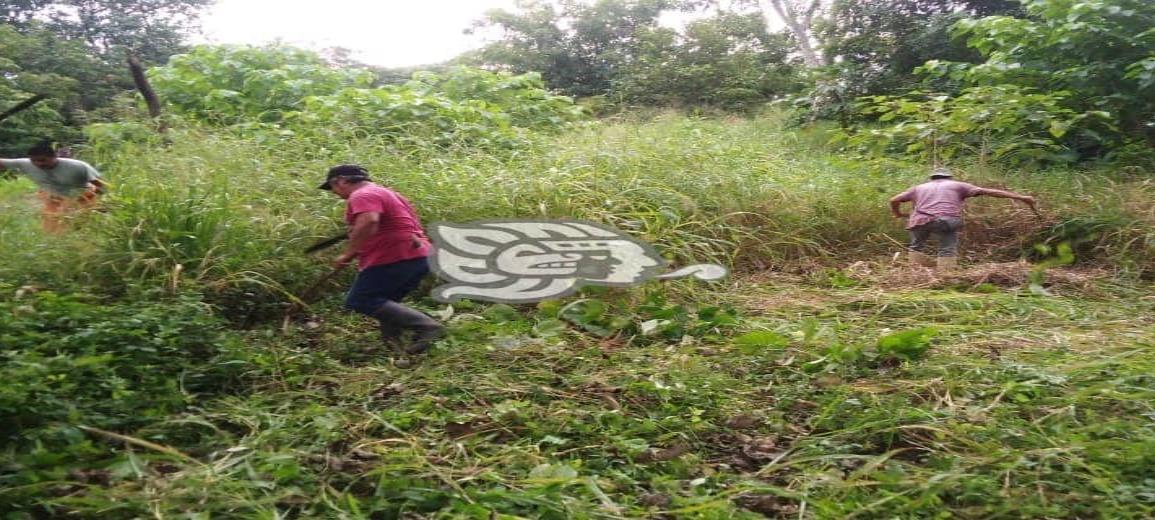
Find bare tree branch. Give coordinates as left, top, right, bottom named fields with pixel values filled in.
left=127, top=51, right=165, bottom=131
left=761, top=0, right=827, bottom=67
left=0, top=94, right=48, bottom=123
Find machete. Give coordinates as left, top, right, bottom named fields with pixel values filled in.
left=305, top=231, right=429, bottom=254
left=305, top=233, right=347, bottom=254
left=280, top=265, right=347, bottom=333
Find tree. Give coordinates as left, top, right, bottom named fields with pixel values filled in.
left=465, top=0, right=690, bottom=97
left=782, top=0, right=1022, bottom=124
left=932, top=0, right=1155, bottom=149
left=0, top=85, right=70, bottom=156
left=614, top=11, right=804, bottom=108
left=817, top=0, right=1011, bottom=98
left=0, top=0, right=214, bottom=148
left=759, top=0, right=828, bottom=67
left=1, top=0, right=211, bottom=63
left=849, top=0, right=1155, bottom=165
left=147, top=44, right=375, bottom=125
left=0, top=24, right=98, bottom=152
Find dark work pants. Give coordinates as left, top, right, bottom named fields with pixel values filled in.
left=344, top=257, right=430, bottom=316
left=908, top=217, right=963, bottom=257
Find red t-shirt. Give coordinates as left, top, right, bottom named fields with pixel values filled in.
left=344, top=183, right=431, bottom=270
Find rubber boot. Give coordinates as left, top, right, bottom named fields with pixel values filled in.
left=908, top=251, right=935, bottom=268
left=936, top=256, right=959, bottom=273
left=372, top=301, right=445, bottom=354
left=378, top=320, right=401, bottom=349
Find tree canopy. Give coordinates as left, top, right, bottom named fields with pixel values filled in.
left=0, top=0, right=209, bottom=153
left=1, top=0, right=1151, bottom=165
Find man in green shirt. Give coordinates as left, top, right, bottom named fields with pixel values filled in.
left=0, top=143, right=107, bottom=233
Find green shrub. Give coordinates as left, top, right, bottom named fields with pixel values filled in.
left=0, top=287, right=248, bottom=448
left=149, top=43, right=374, bottom=125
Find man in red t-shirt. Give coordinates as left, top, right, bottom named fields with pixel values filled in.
left=320, top=164, right=444, bottom=355
left=890, top=167, right=1037, bottom=272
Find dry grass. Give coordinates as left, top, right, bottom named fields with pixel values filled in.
left=841, top=258, right=1109, bottom=291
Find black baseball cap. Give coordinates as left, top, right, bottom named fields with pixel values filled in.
left=318, top=164, right=370, bottom=190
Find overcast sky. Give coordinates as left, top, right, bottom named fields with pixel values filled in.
left=197, top=0, right=708, bottom=68
left=197, top=0, right=519, bottom=67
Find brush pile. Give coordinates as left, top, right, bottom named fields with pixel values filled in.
left=843, top=259, right=1108, bottom=291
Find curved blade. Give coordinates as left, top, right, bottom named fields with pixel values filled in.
left=304, top=234, right=347, bottom=254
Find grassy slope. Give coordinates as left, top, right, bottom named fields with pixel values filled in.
left=2, top=112, right=1155, bottom=518
left=22, top=276, right=1155, bottom=519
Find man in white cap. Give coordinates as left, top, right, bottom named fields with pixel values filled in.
left=890, top=167, right=1038, bottom=272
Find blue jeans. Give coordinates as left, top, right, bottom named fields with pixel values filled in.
left=908, top=217, right=963, bottom=257
left=344, top=257, right=430, bottom=316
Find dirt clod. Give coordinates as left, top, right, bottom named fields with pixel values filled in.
left=725, top=414, right=761, bottom=430
left=639, top=493, right=672, bottom=508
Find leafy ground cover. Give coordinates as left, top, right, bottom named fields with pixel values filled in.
left=4, top=268, right=1154, bottom=518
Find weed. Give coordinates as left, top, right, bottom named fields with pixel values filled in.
left=1, top=111, right=1154, bottom=518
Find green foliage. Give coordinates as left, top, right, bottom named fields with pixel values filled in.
left=0, top=24, right=106, bottom=153
left=466, top=0, right=683, bottom=98
left=0, top=288, right=245, bottom=442
left=408, top=67, right=584, bottom=130
left=0, top=1, right=212, bottom=152
left=0, top=88, right=68, bottom=156
left=1027, top=241, right=1075, bottom=295
left=0, top=286, right=251, bottom=510
left=149, top=44, right=375, bottom=125
left=733, top=330, right=790, bottom=354
left=850, top=0, right=1155, bottom=164
left=952, top=0, right=1155, bottom=150
left=551, top=291, right=739, bottom=344
left=613, top=12, right=805, bottom=110
left=464, top=0, right=805, bottom=109
left=289, top=67, right=584, bottom=149
left=810, top=267, right=861, bottom=288
left=3, top=109, right=1155, bottom=518
left=816, top=0, right=1002, bottom=100
left=875, top=327, right=937, bottom=362
left=842, top=85, right=1110, bottom=166
left=797, top=326, right=938, bottom=374
left=148, top=46, right=585, bottom=150
left=2, top=0, right=210, bottom=63
left=786, top=0, right=1023, bottom=126
left=59, top=110, right=1155, bottom=318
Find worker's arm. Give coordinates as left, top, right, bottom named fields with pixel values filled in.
left=84, top=163, right=107, bottom=194
left=0, top=159, right=17, bottom=179
left=90, top=178, right=108, bottom=194
left=976, top=187, right=1037, bottom=210
left=889, top=191, right=912, bottom=218
left=333, top=211, right=380, bottom=268
left=889, top=199, right=909, bottom=218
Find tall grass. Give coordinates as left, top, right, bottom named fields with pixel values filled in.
left=4, top=110, right=1155, bottom=518
left=1, top=110, right=1151, bottom=317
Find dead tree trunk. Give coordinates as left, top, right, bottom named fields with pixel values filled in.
left=127, top=52, right=165, bottom=131
left=0, top=94, right=48, bottom=124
